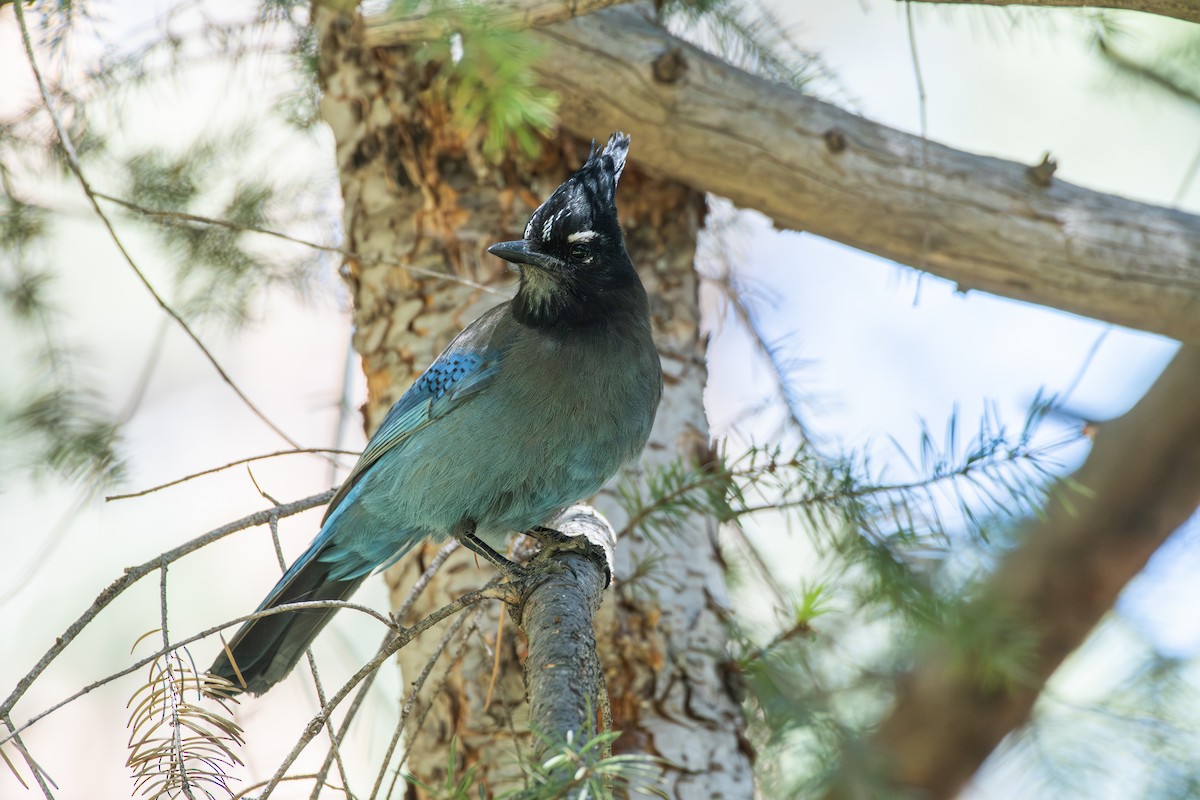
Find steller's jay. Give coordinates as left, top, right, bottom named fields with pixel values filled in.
left=209, top=133, right=661, bottom=695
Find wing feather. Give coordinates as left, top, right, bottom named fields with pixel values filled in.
left=321, top=305, right=508, bottom=522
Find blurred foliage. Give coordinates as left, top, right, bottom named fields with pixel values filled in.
left=617, top=396, right=1072, bottom=794
left=1087, top=14, right=1200, bottom=108
left=117, top=136, right=321, bottom=328
left=0, top=0, right=329, bottom=490
left=0, top=193, right=124, bottom=487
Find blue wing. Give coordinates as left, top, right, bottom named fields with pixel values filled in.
left=321, top=304, right=507, bottom=524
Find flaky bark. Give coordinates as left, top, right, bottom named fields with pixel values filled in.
left=822, top=345, right=1200, bottom=799
left=909, top=0, right=1200, bottom=25
left=315, top=6, right=750, bottom=798
left=366, top=5, right=1200, bottom=343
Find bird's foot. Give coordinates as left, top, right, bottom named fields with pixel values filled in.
left=523, top=513, right=613, bottom=589
left=525, top=525, right=570, bottom=546
left=459, top=531, right=526, bottom=580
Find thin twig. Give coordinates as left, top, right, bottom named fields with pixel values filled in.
left=1, top=596, right=394, bottom=749
left=483, top=538, right=519, bottom=712
left=154, top=564, right=199, bottom=800
left=257, top=584, right=513, bottom=799
left=159, top=565, right=171, bottom=652
left=263, top=514, right=355, bottom=797
left=1173, top=143, right=1200, bottom=208
left=483, top=606, right=506, bottom=712
left=905, top=0, right=933, bottom=290
left=1097, top=35, right=1200, bottom=107
left=598, top=672, right=613, bottom=759
left=232, top=772, right=348, bottom=800
left=303, top=651, right=352, bottom=799
left=308, top=634, right=392, bottom=800
left=393, top=540, right=462, bottom=623
left=371, top=607, right=483, bottom=800
left=94, top=190, right=508, bottom=297
left=1059, top=329, right=1110, bottom=409
left=0, top=489, right=335, bottom=729
left=13, top=1, right=304, bottom=450
left=106, top=448, right=360, bottom=501
left=307, top=539, right=463, bottom=798
left=702, top=267, right=814, bottom=441
left=387, top=611, right=486, bottom=800
left=2, top=714, right=56, bottom=800
left=328, top=328, right=359, bottom=487
left=725, top=523, right=790, bottom=610
left=905, top=1, right=927, bottom=141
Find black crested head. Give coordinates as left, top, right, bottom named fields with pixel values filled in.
left=488, top=132, right=644, bottom=328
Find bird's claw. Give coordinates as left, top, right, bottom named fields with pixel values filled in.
left=526, top=525, right=570, bottom=545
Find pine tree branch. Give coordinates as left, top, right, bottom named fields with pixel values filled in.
left=92, top=191, right=507, bottom=296
left=518, top=507, right=614, bottom=755
left=366, top=0, right=636, bottom=46
left=364, top=4, right=1200, bottom=343
left=105, top=448, right=359, bottom=501
left=906, top=0, right=1200, bottom=25
left=833, top=345, right=1200, bottom=799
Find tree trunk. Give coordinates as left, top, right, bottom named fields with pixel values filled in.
left=314, top=6, right=751, bottom=797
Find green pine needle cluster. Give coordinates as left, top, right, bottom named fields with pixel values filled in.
left=1, top=195, right=124, bottom=488
left=119, top=137, right=320, bottom=329
left=403, top=732, right=665, bottom=800
left=392, top=1, right=558, bottom=160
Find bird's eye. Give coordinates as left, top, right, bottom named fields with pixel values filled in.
left=569, top=242, right=590, bottom=261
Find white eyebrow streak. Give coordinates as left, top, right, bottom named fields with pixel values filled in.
left=566, top=230, right=597, bottom=243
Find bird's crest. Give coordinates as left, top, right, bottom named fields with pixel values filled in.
left=524, top=132, right=631, bottom=244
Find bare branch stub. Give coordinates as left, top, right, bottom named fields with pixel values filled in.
left=516, top=506, right=615, bottom=753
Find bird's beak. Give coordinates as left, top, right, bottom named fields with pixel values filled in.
left=487, top=240, right=560, bottom=272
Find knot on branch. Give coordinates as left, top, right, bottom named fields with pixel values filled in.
left=824, top=127, right=847, bottom=154
left=652, top=46, right=688, bottom=84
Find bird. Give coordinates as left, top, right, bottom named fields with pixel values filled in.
left=209, top=132, right=661, bottom=696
